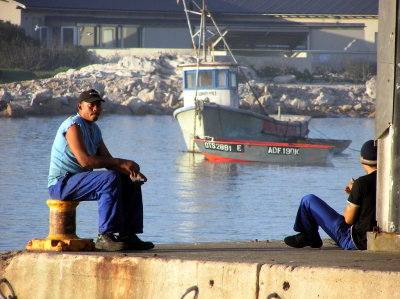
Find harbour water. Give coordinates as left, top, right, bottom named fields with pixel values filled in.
left=0, top=115, right=374, bottom=252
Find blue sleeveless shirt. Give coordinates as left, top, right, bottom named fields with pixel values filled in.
left=48, top=114, right=102, bottom=186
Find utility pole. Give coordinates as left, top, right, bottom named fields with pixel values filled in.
left=368, top=0, right=400, bottom=251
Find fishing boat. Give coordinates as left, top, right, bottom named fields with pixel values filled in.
left=173, top=0, right=351, bottom=154
left=194, top=137, right=334, bottom=165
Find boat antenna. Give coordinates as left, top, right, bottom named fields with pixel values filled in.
left=181, top=0, right=211, bottom=62
left=179, top=0, right=269, bottom=115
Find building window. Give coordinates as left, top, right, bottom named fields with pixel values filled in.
left=61, top=26, right=78, bottom=48
left=101, top=27, right=116, bottom=48
left=36, top=26, right=48, bottom=47
left=79, top=25, right=96, bottom=47
left=122, top=26, right=140, bottom=48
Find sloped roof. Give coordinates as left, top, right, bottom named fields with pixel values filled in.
left=16, top=0, right=378, bottom=16
left=210, top=0, right=378, bottom=15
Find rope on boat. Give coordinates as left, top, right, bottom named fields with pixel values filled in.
left=207, top=5, right=268, bottom=116
left=309, top=124, right=359, bottom=152
left=0, top=278, right=16, bottom=299
left=309, top=123, right=333, bottom=139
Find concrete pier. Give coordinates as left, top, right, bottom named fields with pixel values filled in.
left=1, top=239, right=400, bottom=298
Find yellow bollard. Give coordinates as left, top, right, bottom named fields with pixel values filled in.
left=26, top=199, right=95, bottom=251
left=47, top=199, right=79, bottom=240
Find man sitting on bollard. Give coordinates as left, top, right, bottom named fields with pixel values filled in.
left=47, top=88, right=154, bottom=251
left=284, top=140, right=377, bottom=250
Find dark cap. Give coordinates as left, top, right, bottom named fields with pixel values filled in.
left=360, top=140, right=377, bottom=165
left=79, top=89, right=104, bottom=103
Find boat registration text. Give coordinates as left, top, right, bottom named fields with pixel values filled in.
left=267, top=146, right=299, bottom=155
left=204, top=142, right=244, bottom=152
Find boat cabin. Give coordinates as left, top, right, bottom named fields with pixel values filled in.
left=181, top=62, right=239, bottom=108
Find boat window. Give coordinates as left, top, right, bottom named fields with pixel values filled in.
left=230, top=72, right=237, bottom=88
left=185, top=72, right=196, bottom=89
left=198, top=71, right=213, bottom=87
left=216, top=70, right=228, bottom=88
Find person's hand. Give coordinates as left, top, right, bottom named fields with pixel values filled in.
left=345, top=178, right=355, bottom=194
left=119, top=159, right=140, bottom=177
left=131, top=172, right=147, bottom=185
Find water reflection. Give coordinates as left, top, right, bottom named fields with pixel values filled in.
left=0, top=116, right=374, bottom=251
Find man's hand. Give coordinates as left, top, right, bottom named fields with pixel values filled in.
left=131, top=172, right=147, bottom=185
left=345, top=178, right=355, bottom=194
left=119, top=159, right=141, bottom=178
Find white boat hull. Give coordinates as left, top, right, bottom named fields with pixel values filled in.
left=173, top=104, right=310, bottom=152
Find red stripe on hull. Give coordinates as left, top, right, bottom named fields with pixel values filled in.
left=203, top=153, right=254, bottom=162
left=194, top=138, right=333, bottom=149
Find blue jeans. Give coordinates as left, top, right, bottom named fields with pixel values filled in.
left=293, top=194, right=357, bottom=250
left=48, top=170, right=143, bottom=235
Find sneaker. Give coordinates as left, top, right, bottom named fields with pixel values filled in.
left=118, top=234, right=154, bottom=250
left=95, top=233, right=127, bottom=251
left=284, top=233, right=323, bottom=248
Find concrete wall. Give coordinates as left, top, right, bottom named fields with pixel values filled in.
left=230, top=52, right=375, bottom=72
left=1, top=252, right=400, bottom=299
left=1, top=252, right=260, bottom=299
left=89, top=48, right=375, bottom=73
left=237, top=55, right=313, bottom=72
left=258, top=264, right=400, bottom=298
left=89, top=48, right=194, bottom=60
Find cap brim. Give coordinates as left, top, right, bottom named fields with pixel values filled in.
left=360, top=157, right=377, bottom=165
left=81, top=97, right=105, bottom=103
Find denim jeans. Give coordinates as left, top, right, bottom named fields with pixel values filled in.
left=48, top=170, right=143, bottom=235
left=293, top=194, right=357, bottom=250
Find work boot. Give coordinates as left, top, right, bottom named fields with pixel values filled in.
left=284, top=233, right=323, bottom=248
left=118, top=234, right=154, bottom=250
left=95, top=233, right=127, bottom=251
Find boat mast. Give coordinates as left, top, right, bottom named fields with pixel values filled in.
left=179, top=0, right=266, bottom=115
left=180, top=0, right=232, bottom=63
left=201, top=0, right=206, bottom=61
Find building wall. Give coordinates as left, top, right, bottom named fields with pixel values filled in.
left=2, top=4, right=378, bottom=53
left=285, top=16, right=378, bottom=52
left=310, top=28, right=366, bottom=51
left=0, top=3, right=378, bottom=71
left=0, top=0, right=22, bottom=25
left=142, top=27, right=192, bottom=48
left=20, top=12, right=45, bottom=37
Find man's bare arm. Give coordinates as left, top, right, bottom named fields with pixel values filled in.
left=343, top=202, right=359, bottom=225
left=65, top=124, right=140, bottom=177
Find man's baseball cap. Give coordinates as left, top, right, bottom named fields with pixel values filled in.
left=79, top=89, right=104, bottom=103
left=360, top=140, right=377, bottom=165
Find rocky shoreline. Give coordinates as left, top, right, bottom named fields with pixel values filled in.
left=0, top=54, right=376, bottom=118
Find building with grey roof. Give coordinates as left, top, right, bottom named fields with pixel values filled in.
left=0, top=0, right=378, bottom=71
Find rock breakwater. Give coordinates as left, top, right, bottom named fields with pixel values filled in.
left=0, top=54, right=376, bottom=118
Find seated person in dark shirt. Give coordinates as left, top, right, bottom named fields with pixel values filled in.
left=284, top=140, right=377, bottom=250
